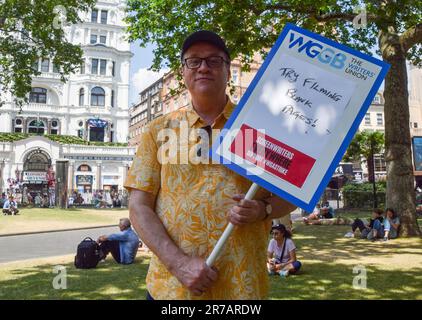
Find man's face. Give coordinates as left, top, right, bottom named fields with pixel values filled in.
left=182, top=42, right=231, bottom=99
left=119, top=222, right=124, bottom=231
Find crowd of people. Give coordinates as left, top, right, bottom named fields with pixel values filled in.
left=69, top=190, right=127, bottom=208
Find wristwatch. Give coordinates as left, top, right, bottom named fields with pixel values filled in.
left=261, top=199, right=272, bottom=220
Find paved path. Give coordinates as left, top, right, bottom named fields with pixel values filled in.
left=0, top=226, right=117, bottom=263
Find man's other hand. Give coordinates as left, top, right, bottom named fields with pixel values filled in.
left=228, top=194, right=264, bottom=226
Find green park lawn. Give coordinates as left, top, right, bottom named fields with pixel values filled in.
left=0, top=207, right=129, bottom=235
left=0, top=221, right=421, bottom=300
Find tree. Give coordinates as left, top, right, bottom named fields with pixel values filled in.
left=125, top=0, right=421, bottom=236
left=344, top=130, right=385, bottom=184
left=0, top=0, right=95, bottom=106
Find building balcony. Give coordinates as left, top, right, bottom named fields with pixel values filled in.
left=13, top=103, right=114, bottom=116
left=34, top=72, right=62, bottom=80
left=62, top=144, right=135, bottom=156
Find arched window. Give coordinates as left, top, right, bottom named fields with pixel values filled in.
left=91, top=87, right=105, bottom=106
left=79, top=88, right=85, bottom=106
left=29, top=87, right=47, bottom=103
left=28, top=120, right=45, bottom=134
left=50, top=120, right=59, bottom=135
left=77, top=164, right=92, bottom=172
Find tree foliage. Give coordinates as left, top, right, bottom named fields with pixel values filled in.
left=343, top=130, right=385, bottom=183
left=125, top=0, right=421, bottom=71
left=0, top=0, right=95, bottom=105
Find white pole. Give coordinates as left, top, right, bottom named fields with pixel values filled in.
left=206, top=182, right=261, bottom=266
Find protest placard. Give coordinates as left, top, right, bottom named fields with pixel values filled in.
left=211, top=23, right=390, bottom=212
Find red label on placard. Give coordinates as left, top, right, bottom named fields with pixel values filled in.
left=229, top=124, right=316, bottom=188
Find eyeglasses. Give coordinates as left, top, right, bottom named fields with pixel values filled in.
left=183, top=56, right=229, bottom=69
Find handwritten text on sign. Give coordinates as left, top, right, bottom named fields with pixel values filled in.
left=253, top=54, right=355, bottom=159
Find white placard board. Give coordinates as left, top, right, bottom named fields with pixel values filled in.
left=211, top=23, right=390, bottom=212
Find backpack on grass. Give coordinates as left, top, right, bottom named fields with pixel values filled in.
left=74, top=237, right=101, bottom=269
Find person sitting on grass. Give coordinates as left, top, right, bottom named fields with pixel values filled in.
left=350, top=208, right=384, bottom=240
left=2, top=195, right=19, bottom=215
left=383, top=208, right=400, bottom=241
left=97, top=218, right=140, bottom=265
left=267, top=224, right=301, bottom=277
left=303, top=202, right=337, bottom=225
left=320, top=201, right=335, bottom=219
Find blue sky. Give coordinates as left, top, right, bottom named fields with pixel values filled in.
left=128, top=40, right=168, bottom=106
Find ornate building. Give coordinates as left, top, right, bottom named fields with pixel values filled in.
left=0, top=0, right=135, bottom=196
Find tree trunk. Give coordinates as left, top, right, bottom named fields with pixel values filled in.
left=380, top=31, right=421, bottom=237
left=367, top=155, right=375, bottom=183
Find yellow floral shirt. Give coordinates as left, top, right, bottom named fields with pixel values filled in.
left=124, top=100, right=272, bottom=300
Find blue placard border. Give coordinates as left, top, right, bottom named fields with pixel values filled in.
left=211, top=23, right=390, bottom=212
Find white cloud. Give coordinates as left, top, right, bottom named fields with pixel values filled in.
left=130, top=67, right=168, bottom=104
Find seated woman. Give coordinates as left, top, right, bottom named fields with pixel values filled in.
left=383, top=208, right=400, bottom=240
left=267, top=224, right=302, bottom=277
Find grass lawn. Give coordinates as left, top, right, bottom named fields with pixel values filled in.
left=0, top=222, right=421, bottom=300
left=0, top=207, right=129, bottom=235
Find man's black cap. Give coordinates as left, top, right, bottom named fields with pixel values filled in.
left=181, top=30, right=230, bottom=60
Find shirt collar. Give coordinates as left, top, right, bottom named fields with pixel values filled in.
left=185, top=97, right=235, bottom=128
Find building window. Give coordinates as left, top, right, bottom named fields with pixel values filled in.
left=99, top=35, right=106, bottom=44
left=80, top=61, right=85, bottom=74
left=77, top=129, right=84, bottom=138
left=91, top=87, right=105, bottom=106
left=32, top=60, right=39, bottom=72
left=28, top=120, right=45, bottom=134
left=374, top=154, right=386, bottom=172
left=111, top=90, right=114, bottom=107
left=41, top=58, right=50, bottom=72
left=99, top=59, right=107, bottom=75
left=50, top=120, right=59, bottom=135
left=232, top=69, right=239, bottom=85
left=364, top=113, right=371, bottom=125
left=89, top=127, right=105, bottom=142
left=29, top=87, right=47, bottom=103
left=373, top=94, right=381, bottom=104
left=79, top=88, right=85, bottom=106
left=53, top=63, right=60, bottom=73
left=376, top=113, right=383, bottom=126
left=90, top=34, right=97, bottom=44
left=414, top=122, right=418, bottom=128
left=21, top=28, right=30, bottom=41
left=112, top=61, right=115, bottom=76
left=182, top=93, right=188, bottom=105
left=14, top=118, right=23, bottom=133
left=91, top=9, right=98, bottom=23
left=100, top=10, right=108, bottom=24
left=91, top=58, right=98, bottom=74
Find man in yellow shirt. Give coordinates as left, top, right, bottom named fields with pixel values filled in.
left=125, top=30, right=296, bottom=299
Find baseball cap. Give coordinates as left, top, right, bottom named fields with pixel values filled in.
left=181, top=30, right=230, bottom=60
